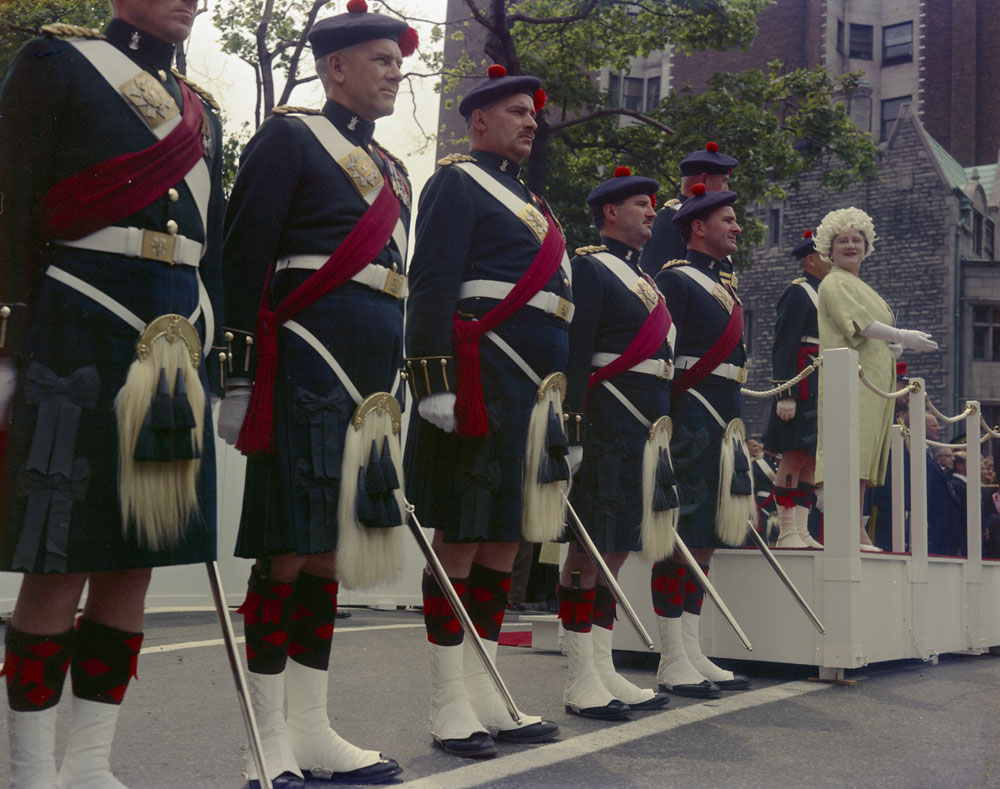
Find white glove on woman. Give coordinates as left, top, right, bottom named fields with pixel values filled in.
left=0, top=357, right=17, bottom=426
left=776, top=398, right=796, bottom=421
left=217, top=381, right=251, bottom=445
left=860, top=320, right=938, bottom=351
left=888, top=342, right=903, bottom=359
left=418, top=392, right=457, bottom=433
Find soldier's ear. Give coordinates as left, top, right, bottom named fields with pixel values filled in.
left=327, top=52, right=348, bottom=85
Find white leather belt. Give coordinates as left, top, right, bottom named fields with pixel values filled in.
left=800, top=335, right=819, bottom=344
left=674, top=355, right=747, bottom=384
left=275, top=255, right=406, bottom=299
left=458, top=279, right=574, bottom=322
left=53, top=226, right=201, bottom=267
left=591, top=352, right=673, bottom=380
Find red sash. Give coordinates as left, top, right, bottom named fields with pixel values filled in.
left=452, top=209, right=566, bottom=437
left=236, top=177, right=402, bottom=455
left=796, top=343, right=819, bottom=400
left=588, top=274, right=671, bottom=393
left=672, top=296, right=743, bottom=396
left=40, top=81, right=205, bottom=241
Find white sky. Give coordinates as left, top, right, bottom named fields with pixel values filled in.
left=184, top=0, right=448, bottom=199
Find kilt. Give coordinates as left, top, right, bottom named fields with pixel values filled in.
left=670, top=378, right=742, bottom=548
left=235, top=275, right=404, bottom=558
left=762, top=362, right=819, bottom=454
left=404, top=309, right=568, bottom=543
left=0, top=247, right=217, bottom=572
left=573, top=371, right=670, bottom=553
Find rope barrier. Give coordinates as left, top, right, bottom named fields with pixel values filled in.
left=858, top=366, right=912, bottom=399
left=740, top=357, right=821, bottom=399
left=925, top=395, right=975, bottom=425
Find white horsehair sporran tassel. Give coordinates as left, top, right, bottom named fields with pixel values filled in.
left=115, top=314, right=204, bottom=551
left=336, top=392, right=406, bottom=590
left=715, top=417, right=755, bottom=546
left=640, top=415, right=678, bottom=562
left=521, top=372, right=569, bottom=543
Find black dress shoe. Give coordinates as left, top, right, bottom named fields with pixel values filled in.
left=714, top=673, right=751, bottom=690
left=304, top=756, right=403, bottom=784
left=495, top=719, right=560, bottom=743
left=247, top=771, right=305, bottom=789
left=626, top=691, right=671, bottom=711
left=433, top=731, right=498, bottom=758
left=658, top=680, right=721, bottom=699
left=565, top=699, right=631, bottom=720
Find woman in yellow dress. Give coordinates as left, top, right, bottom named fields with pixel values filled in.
left=815, top=207, right=937, bottom=549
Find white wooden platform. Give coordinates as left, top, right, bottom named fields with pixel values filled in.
left=609, top=348, right=1000, bottom=675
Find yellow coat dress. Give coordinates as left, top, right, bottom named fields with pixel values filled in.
left=816, top=266, right=896, bottom=486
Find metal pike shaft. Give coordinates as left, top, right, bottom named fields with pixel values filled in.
left=206, top=561, right=271, bottom=789
left=562, top=492, right=655, bottom=650
left=673, top=535, right=753, bottom=651
left=405, top=502, right=522, bottom=725
left=744, top=522, right=826, bottom=634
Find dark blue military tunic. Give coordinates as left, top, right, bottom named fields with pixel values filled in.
left=0, top=21, right=224, bottom=573
left=763, top=272, right=821, bottom=454
left=565, top=240, right=672, bottom=553
left=223, top=101, right=410, bottom=558
left=404, top=151, right=571, bottom=543
left=638, top=196, right=686, bottom=278
left=654, top=250, right=746, bottom=548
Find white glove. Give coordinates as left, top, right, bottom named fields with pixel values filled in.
left=217, top=383, right=251, bottom=445
left=776, top=398, right=796, bottom=421
left=0, top=357, right=17, bottom=427
left=888, top=342, right=903, bottom=359
left=860, top=320, right=938, bottom=352
left=418, top=392, right=456, bottom=433
left=897, top=329, right=937, bottom=352
left=567, top=444, right=583, bottom=475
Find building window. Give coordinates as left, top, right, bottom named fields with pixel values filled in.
left=608, top=72, right=621, bottom=105
left=973, top=305, right=1000, bottom=362
left=769, top=208, right=781, bottom=246
left=646, top=77, right=660, bottom=112
left=836, top=20, right=844, bottom=55
left=623, top=77, right=644, bottom=112
left=883, top=21, right=913, bottom=64
left=974, top=212, right=984, bottom=256
left=849, top=24, right=873, bottom=59
left=986, top=219, right=995, bottom=260
left=880, top=95, right=911, bottom=141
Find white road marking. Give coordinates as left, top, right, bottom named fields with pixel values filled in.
left=138, top=623, right=424, bottom=655
left=402, top=682, right=830, bottom=788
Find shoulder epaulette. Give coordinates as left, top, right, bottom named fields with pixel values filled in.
left=41, top=23, right=105, bottom=40
left=172, top=69, right=219, bottom=111
left=373, top=139, right=409, bottom=176
left=575, top=244, right=608, bottom=256
left=660, top=259, right=688, bottom=270
left=438, top=153, right=476, bottom=166
left=792, top=277, right=806, bottom=284
left=663, top=198, right=681, bottom=209
left=272, top=105, right=323, bottom=116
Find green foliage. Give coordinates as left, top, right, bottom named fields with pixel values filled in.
left=221, top=117, right=253, bottom=198
left=0, top=0, right=108, bottom=77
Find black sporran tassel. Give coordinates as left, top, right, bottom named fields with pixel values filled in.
left=730, top=439, right=752, bottom=495
left=365, top=440, right=387, bottom=494
left=355, top=466, right=376, bottom=524
left=379, top=438, right=399, bottom=490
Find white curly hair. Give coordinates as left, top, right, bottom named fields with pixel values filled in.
left=814, top=207, right=877, bottom=264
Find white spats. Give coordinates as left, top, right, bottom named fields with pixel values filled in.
left=285, top=660, right=381, bottom=777
left=562, top=629, right=617, bottom=712
left=590, top=625, right=657, bottom=706
left=9, top=707, right=58, bottom=789
left=243, top=671, right=303, bottom=785
left=56, top=698, right=128, bottom=789
left=681, top=611, right=734, bottom=683
left=655, top=616, right=708, bottom=688
left=462, top=638, right=540, bottom=733
left=429, top=644, right=490, bottom=743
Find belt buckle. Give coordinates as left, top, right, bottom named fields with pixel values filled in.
left=382, top=270, right=406, bottom=299
left=736, top=366, right=747, bottom=384
left=140, top=230, right=176, bottom=264
left=661, top=360, right=674, bottom=380
left=554, top=297, right=572, bottom=322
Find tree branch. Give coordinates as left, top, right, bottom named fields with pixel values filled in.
left=548, top=107, right=675, bottom=136
left=507, top=0, right=600, bottom=25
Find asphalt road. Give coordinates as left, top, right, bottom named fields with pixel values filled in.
left=2, top=608, right=997, bottom=788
